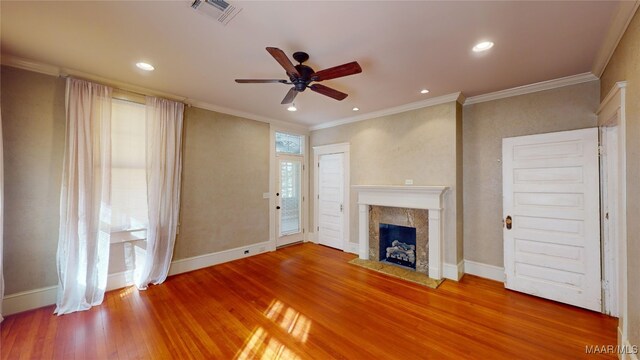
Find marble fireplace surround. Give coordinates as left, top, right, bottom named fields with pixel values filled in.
left=353, top=185, right=448, bottom=280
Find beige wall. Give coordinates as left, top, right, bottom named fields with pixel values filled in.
left=463, top=81, right=599, bottom=267
left=600, top=8, right=640, bottom=349
left=310, top=102, right=463, bottom=265
left=1, top=66, right=65, bottom=294
left=176, top=106, right=270, bottom=259
left=1, top=66, right=270, bottom=296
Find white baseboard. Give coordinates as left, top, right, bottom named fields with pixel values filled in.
left=345, top=242, right=358, bottom=255
left=2, top=240, right=274, bottom=316
left=464, top=260, right=505, bottom=282
left=443, top=260, right=464, bottom=281
left=2, top=285, right=58, bottom=316
left=620, top=329, right=639, bottom=360
left=168, top=240, right=272, bottom=276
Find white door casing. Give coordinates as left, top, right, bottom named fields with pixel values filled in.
left=318, top=153, right=344, bottom=250
left=502, top=128, right=601, bottom=312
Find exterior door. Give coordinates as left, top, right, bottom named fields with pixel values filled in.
left=502, top=128, right=601, bottom=311
left=318, top=153, right=344, bottom=250
left=276, top=156, right=303, bottom=247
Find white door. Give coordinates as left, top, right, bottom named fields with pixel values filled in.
left=276, top=156, right=303, bottom=247
left=318, top=153, right=344, bottom=250
left=502, top=128, right=601, bottom=311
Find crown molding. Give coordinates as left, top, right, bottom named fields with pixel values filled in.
left=309, top=92, right=463, bottom=131
left=187, top=100, right=309, bottom=133
left=592, top=1, right=640, bottom=77
left=463, top=72, right=598, bottom=106
left=1, top=54, right=309, bottom=132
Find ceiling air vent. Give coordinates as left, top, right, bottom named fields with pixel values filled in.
left=191, top=0, right=242, bottom=26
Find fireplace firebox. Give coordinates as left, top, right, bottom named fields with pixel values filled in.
left=379, top=223, right=417, bottom=270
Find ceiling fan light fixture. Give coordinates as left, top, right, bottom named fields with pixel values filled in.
left=420, top=89, right=430, bottom=94
left=136, top=62, right=155, bottom=71
left=352, top=107, right=359, bottom=111
left=287, top=104, right=297, bottom=112
left=472, top=41, right=494, bottom=52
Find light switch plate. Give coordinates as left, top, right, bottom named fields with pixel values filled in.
left=263, top=192, right=270, bottom=199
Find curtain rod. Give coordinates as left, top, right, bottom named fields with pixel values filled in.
left=59, top=74, right=191, bottom=107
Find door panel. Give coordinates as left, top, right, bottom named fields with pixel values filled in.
left=318, top=153, right=344, bottom=250
left=503, top=128, right=601, bottom=311
left=276, top=157, right=303, bottom=247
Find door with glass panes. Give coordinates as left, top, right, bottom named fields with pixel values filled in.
left=275, top=132, right=305, bottom=247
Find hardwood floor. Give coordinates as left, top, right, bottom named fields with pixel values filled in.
left=1, top=243, right=617, bottom=359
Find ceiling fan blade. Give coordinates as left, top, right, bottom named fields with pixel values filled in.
left=281, top=87, right=298, bottom=104
left=312, top=61, right=362, bottom=82
left=309, top=84, right=348, bottom=101
left=266, top=47, right=301, bottom=77
left=235, top=79, right=288, bottom=83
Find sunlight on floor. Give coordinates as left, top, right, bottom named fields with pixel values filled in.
left=119, top=286, right=135, bottom=299
left=264, top=300, right=311, bottom=343
left=234, top=327, right=301, bottom=360
left=234, top=300, right=312, bottom=359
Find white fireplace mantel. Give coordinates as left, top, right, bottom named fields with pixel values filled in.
left=352, top=185, right=448, bottom=280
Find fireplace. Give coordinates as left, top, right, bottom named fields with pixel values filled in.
left=379, top=223, right=416, bottom=269
left=353, top=185, right=448, bottom=279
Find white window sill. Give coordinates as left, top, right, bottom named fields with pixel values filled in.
left=110, top=228, right=147, bottom=244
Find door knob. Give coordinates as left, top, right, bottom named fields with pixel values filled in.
left=276, top=206, right=281, bottom=210
left=505, top=215, right=512, bottom=230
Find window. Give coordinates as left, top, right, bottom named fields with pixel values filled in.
left=276, top=132, right=304, bottom=155
left=111, top=99, right=147, bottom=242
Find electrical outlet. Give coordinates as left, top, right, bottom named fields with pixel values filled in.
left=405, top=179, right=413, bottom=185
left=244, top=250, right=249, bottom=254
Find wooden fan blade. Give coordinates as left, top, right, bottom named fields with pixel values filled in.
left=309, top=84, right=348, bottom=101
left=266, top=47, right=300, bottom=77
left=312, top=61, right=362, bottom=82
left=281, top=87, right=298, bottom=104
left=235, top=79, right=288, bottom=83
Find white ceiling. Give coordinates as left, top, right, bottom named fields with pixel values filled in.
left=0, top=1, right=622, bottom=127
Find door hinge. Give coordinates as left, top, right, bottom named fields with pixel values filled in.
left=318, top=162, right=320, bottom=168
left=598, top=145, right=604, bottom=156
left=317, top=226, right=319, bottom=231
left=303, top=228, right=305, bottom=233
left=317, top=194, right=320, bottom=199
left=303, top=164, right=305, bottom=171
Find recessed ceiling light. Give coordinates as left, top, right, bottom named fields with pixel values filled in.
left=420, top=89, right=430, bottom=94
left=472, top=41, right=494, bottom=52
left=136, top=62, right=155, bottom=71
left=287, top=104, right=297, bottom=112
left=352, top=107, right=359, bottom=111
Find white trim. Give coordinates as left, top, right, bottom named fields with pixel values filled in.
left=463, top=72, right=598, bottom=105
left=306, top=232, right=318, bottom=244
left=309, top=92, right=463, bottom=131
left=313, top=143, right=351, bottom=251
left=2, top=286, right=58, bottom=316
left=443, top=261, right=464, bottom=281
left=592, top=1, right=640, bottom=77
left=345, top=242, right=359, bottom=255
left=1, top=54, right=309, bottom=133
left=353, top=185, right=448, bottom=280
left=2, top=241, right=274, bottom=316
left=463, top=260, right=505, bottom=283
left=618, top=334, right=638, bottom=360
left=168, top=240, right=272, bottom=276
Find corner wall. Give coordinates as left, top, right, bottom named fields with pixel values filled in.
left=462, top=81, right=599, bottom=267
left=309, top=102, right=463, bottom=267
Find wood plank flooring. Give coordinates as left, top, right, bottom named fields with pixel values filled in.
left=1, top=243, right=617, bottom=359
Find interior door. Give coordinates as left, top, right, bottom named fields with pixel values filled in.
left=276, top=156, right=303, bottom=247
left=318, top=153, right=344, bottom=250
left=502, top=128, right=601, bottom=311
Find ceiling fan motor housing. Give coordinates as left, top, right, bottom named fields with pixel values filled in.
left=292, top=64, right=314, bottom=91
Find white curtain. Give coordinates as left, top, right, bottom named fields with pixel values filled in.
left=0, top=109, right=5, bottom=322
left=55, top=78, right=112, bottom=315
left=136, top=97, right=184, bottom=289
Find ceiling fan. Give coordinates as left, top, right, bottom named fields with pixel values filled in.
left=235, top=47, right=362, bottom=105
